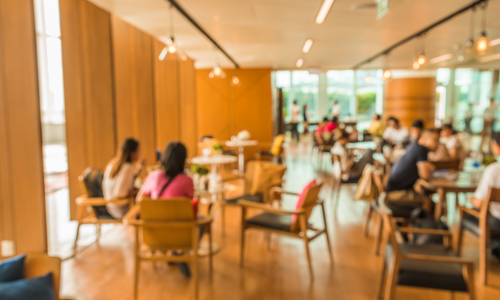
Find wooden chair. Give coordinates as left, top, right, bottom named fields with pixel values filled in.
left=331, top=153, right=360, bottom=208
left=432, top=158, right=460, bottom=170
left=239, top=182, right=333, bottom=280
left=457, top=187, right=500, bottom=285
left=256, top=134, right=285, bottom=164
left=73, top=175, right=133, bottom=256
left=378, top=195, right=476, bottom=300
left=123, top=198, right=218, bottom=300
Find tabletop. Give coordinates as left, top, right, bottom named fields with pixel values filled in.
left=427, top=171, right=480, bottom=191
left=347, top=141, right=377, bottom=150
left=225, top=140, right=258, bottom=147
left=191, top=155, right=237, bottom=165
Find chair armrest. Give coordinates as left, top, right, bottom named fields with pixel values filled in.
left=397, top=227, right=452, bottom=236
left=238, top=200, right=303, bottom=215
left=403, top=253, right=474, bottom=265
left=458, top=206, right=480, bottom=218
left=123, top=204, right=141, bottom=225
left=76, top=195, right=131, bottom=207
left=270, top=187, right=299, bottom=196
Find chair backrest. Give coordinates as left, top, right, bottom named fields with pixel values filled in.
left=244, top=161, right=286, bottom=195
left=431, top=159, right=460, bottom=171
left=79, top=167, right=104, bottom=197
left=290, top=183, right=323, bottom=232
left=372, top=171, right=385, bottom=194
left=270, top=134, right=285, bottom=157
left=140, top=198, right=196, bottom=249
left=24, top=253, right=61, bottom=300
left=479, top=188, right=500, bottom=221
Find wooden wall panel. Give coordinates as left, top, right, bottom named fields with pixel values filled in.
left=153, top=40, right=180, bottom=150
left=60, top=0, right=116, bottom=218
left=196, top=68, right=273, bottom=158
left=179, top=57, right=197, bottom=158
left=383, top=77, right=436, bottom=129
left=111, top=15, right=156, bottom=171
left=0, top=0, right=47, bottom=253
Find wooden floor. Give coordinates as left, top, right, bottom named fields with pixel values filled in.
left=61, top=140, right=500, bottom=300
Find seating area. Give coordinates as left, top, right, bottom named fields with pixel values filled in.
left=3, top=0, right=500, bottom=299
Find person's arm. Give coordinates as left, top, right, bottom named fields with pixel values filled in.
left=417, top=161, right=435, bottom=180
left=448, top=147, right=458, bottom=159
left=136, top=172, right=155, bottom=202
left=468, top=167, right=491, bottom=209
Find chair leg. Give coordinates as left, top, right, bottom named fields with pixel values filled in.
left=364, top=205, right=374, bottom=238
left=266, top=232, right=272, bottom=251
left=240, top=226, right=246, bottom=268
left=96, top=224, right=101, bottom=243
left=299, top=216, right=314, bottom=281
left=208, top=225, right=213, bottom=272
left=466, top=263, right=476, bottom=300
left=456, top=225, right=464, bottom=256
left=221, top=205, right=226, bottom=237
left=375, top=217, right=383, bottom=256
left=378, top=257, right=387, bottom=299
left=384, top=259, right=400, bottom=300
left=335, top=183, right=342, bottom=209
left=320, top=203, right=334, bottom=264
left=479, top=223, right=490, bottom=285
left=193, top=255, right=199, bottom=300
left=133, top=227, right=139, bottom=300
left=73, top=222, right=81, bottom=256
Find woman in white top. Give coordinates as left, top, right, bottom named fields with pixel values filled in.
left=102, top=138, right=144, bottom=219
left=383, top=116, right=410, bottom=146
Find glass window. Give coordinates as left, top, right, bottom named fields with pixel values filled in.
left=291, top=71, right=318, bottom=121
left=355, top=70, right=383, bottom=130
left=326, top=70, right=354, bottom=119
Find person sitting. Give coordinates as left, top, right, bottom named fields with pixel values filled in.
left=137, top=141, right=196, bottom=278
left=440, top=124, right=464, bottom=160
left=366, top=113, right=384, bottom=137
left=383, top=116, right=410, bottom=147
left=102, top=138, right=144, bottom=219
left=315, top=117, right=336, bottom=146
left=386, top=129, right=440, bottom=193
left=409, top=119, right=424, bottom=143
left=331, top=130, right=366, bottom=183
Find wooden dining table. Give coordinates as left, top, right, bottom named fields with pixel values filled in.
left=424, top=171, right=480, bottom=220
left=347, top=141, right=377, bottom=151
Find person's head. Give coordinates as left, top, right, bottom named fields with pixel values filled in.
left=111, top=138, right=140, bottom=178
left=491, top=97, right=495, bottom=105
left=303, top=104, right=308, bottom=110
left=387, top=116, right=399, bottom=129
left=491, top=132, right=500, bottom=156
left=372, top=113, right=381, bottom=121
left=336, top=130, right=350, bottom=146
left=161, top=141, right=188, bottom=177
left=411, top=119, right=424, bottom=141
left=418, top=129, right=440, bottom=151
left=293, top=100, right=298, bottom=105
left=441, top=124, right=454, bottom=138
left=322, top=117, right=329, bottom=125
left=333, top=100, right=338, bottom=105
left=332, top=116, right=338, bottom=124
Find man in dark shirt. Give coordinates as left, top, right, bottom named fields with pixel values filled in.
left=386, top=129, right=439, bottom=192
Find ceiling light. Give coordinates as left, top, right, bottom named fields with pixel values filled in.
left=382, top=69, right=391, bottom=80
left=316, top=0, right=335, bottom=24
left=429, top=53, right=453, bottom=64
left=490, top=38, right=500, bottom=47
left=365, top=75, right=372, bottom=83
left=231, top=74, right=241, bottom=86
left=477, top=32, right=489, bottom=54
left=158, top=47, right=168, bottom=61
left=417, top=53, right=426, bottom=65
left=209, top=64, right=226, bottom=79
left=412, top=60, right=421, bottom=70
left=167, top=38, right=177, bottom=54
left=302, top=39, right=314, bottom=53
left=457, top=55, right=465, bottom=62
left=296, top=58, right=304, bottom=68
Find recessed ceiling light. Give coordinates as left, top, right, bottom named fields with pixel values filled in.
left=430, top=53, right=453, bottom=64
left=302, top=39, right=313, bottom=53
left=296, top=58, right=304, bottom=68
left=316, top=0, right=335, bottom=24
left=489, top=38, right=500, bottom=47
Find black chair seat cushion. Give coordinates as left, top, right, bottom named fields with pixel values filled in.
left=92, top=205, right=116, bottom=220
left=260, top=150, right=274, bottom=157
left=226, top=193, right=263, bottom=204
left=386, top=244, right=467, bottom=292
left=246, top=212, right=292, bottom=232
left=461, top=213, right=500, bottom=239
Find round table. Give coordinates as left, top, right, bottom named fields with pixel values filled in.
left=191, top=155, right=237, bottom=190
left=225, top=140, right=258, bottom=174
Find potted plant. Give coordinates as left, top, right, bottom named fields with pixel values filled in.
left=212, top=143, right=223, bottom=156
left=190, top=165, right=209, bottom=190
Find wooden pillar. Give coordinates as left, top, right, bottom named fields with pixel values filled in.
left=0, top=0, right=47, bottom=254
left=383, top=77, right=436, bottom=128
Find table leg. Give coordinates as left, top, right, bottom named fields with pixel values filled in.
left=434, top=188, right=445, bottom=221
left=210, top=164, right=219, bottom=201
left=238, top=146, right=245, bottom=174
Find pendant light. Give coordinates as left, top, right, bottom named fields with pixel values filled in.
left=463, top=7, right=476, bottom=57
left=209, top=51, right=226, bottom=79
left=382, top=53, right=391, bottom=80
left=412, top=60, right=421, bottom=70
left=412, top=37, right=421, bottom=70
left=365, top=75, right=372, bottom=83
left=231, top=73, right=241, bottom=86
left=476, top=2, right=489, bottom=55
left=159, top=4, right=177, bottom=61
left=417, top=34, right=426, bottom=65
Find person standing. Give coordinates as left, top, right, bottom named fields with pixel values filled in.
left=290, top=100, right=300, bottom=141
left=481, top=97, right=497, bottom=153
left=302, top=104, right=309, bottom=134
left=331, top=100, right=341, bottom=119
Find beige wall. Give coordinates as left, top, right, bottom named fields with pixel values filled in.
left=0, top=0, right=47, bottom=253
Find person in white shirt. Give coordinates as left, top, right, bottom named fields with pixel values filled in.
left=469, top=132, right=500, bottom=222
left=331, top=100, right=341, bottom=119
left=440, top=124, right=464, bottom=160
left=102, top=138, right=144, bottom=219
left=481, top=97, right=498, bottom=152
left=290, top=100, right=301, bottom=141
left=383, top=116, right=410, bottom=146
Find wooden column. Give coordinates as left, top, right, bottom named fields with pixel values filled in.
left=383, top=77, right=436, bottom=128
left=0, top=0, right=47, bottom=253
left=178, top=57, right=198, bottom=158
left=60, top=0, right=116, bottom=219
